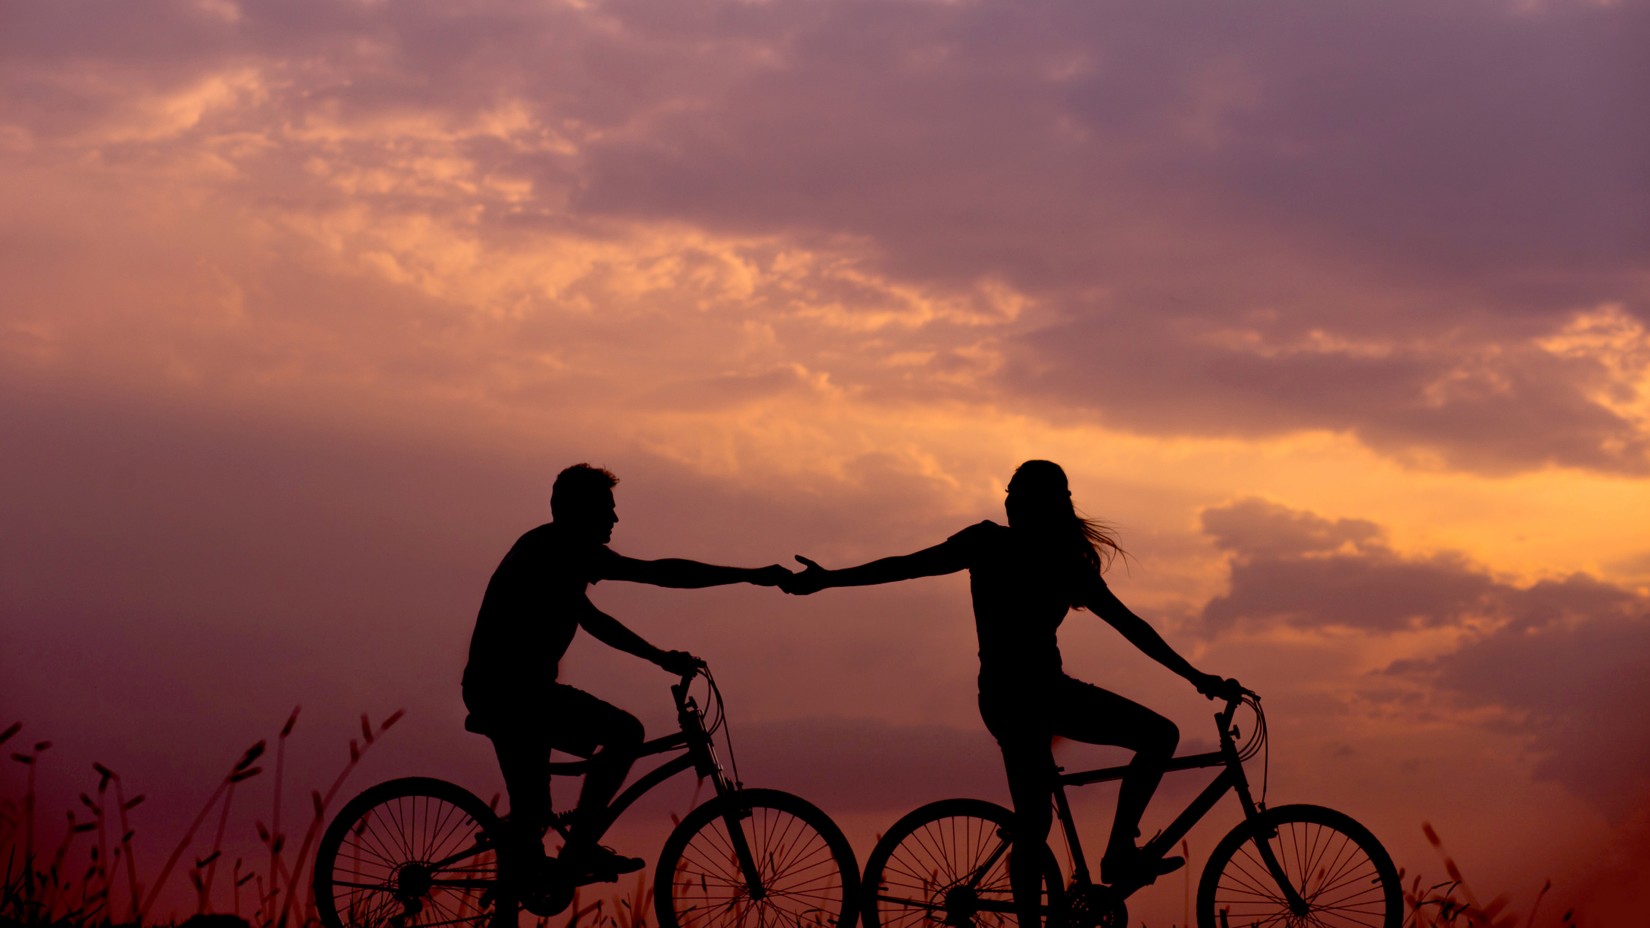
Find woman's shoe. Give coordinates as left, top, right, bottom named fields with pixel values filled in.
left=1100, top=847, right=1184, bottom=887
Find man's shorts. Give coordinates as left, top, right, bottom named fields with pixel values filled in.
left=464, top=681, right=638, bottom=758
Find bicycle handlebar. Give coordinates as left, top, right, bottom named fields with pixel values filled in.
left=669, top=659, right=713, bottom=709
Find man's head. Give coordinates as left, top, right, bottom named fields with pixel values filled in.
left=551, top=463, right=620, bottom=543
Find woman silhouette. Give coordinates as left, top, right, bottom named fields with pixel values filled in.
left=784, top=460, right=1237, bottom=928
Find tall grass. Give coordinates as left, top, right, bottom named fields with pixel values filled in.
left=1, top=712, right=676, bottom=928
left=5, top=715, right=1595, bottom=928
left=0, top=709, right=400, bottom=928
left=1401, top=822, right=1578, bottom=928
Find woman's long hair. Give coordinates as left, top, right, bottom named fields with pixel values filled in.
left=1008, top=460, right=1126, bottom=606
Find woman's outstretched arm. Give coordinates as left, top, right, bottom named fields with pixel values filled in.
left=782, top=542, right=966, bottom=595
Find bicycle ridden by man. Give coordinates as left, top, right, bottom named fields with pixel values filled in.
left=462, top=463, right=789, bottom=884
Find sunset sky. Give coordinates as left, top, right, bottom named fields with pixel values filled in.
left=4, top=0, right=1649, bottom=924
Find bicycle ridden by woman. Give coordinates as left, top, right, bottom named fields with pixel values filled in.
left=782, top=460, right=1240, bottom=928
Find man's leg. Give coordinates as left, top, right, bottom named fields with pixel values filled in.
left=546, top=685, right=646, bottom=871
left=487, top=728, right=554, bottom=879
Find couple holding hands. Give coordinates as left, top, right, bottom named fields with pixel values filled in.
left=461, top=460, right=1241, bottom=928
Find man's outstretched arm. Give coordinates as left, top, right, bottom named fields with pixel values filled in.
left=603, top=554, right=790, bottom=589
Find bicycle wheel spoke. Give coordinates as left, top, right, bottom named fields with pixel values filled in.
left=1200, top=805, right=1399, bottom=928
left=659, top=790, right=855, bottom=928
left=316, top=780, right=503, bottom=928
left=864, top=801, right=1054, bottom=928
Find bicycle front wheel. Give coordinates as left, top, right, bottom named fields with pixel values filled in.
left=1196, top=804, right=1400, bottom=928
left=314, top=777, right=511, bottom=928
left=862, top=798, right=1063, bottom=928
left=655, top=787, right=859, bottom=928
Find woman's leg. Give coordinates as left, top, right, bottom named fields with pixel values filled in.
left=1048, top=678, right=1179, bottom=874
left=997, top=734, right=1057, bottom=928
left=982, top=690, right=1056, bottom=928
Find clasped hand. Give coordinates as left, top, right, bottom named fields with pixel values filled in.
left=779, top=556, right=829, bottom=595
left=743, top=560, right=828, bottom=593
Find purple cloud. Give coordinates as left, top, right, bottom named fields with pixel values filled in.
left=4, top=0, right=1646, bottom=476
left=1199, top=497, right=1650, bottom=810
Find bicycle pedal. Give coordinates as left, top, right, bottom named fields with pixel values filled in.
left=571, top=864, right=626, bottom=885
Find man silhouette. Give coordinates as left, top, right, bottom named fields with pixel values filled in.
left=462, top=463, right=789, bottom=879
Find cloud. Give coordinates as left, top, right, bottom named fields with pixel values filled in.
left=1199, top=496, right=1650, bottom=811
left=1199, top=497, right=1647, bottom=633
left=4, top=0, right=1647, bottom=477
left=1389, top=609, right=1650, bottom=816
left=1012, top=306, right=1650, bottom=474
left=1201, top=498, right=1497, bottom=632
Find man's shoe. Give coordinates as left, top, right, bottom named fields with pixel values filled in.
left=1100, top=848, right=1185, bottom=887
left=562, top=842, right=645, bottom=880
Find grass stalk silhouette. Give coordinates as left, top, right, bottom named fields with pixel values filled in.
left=6, top=715, right=1597, bottom=928
left=1402, top=822, right=1578, bottom=928
left=113, top=771, right=147, bottom=922
left=0, top=710, right=402, bottom=928
left=263, top=706, right=299, bottom=924
left=272, top=709, right=402, bottom=928
left=139, top=740, right=265, bottom=923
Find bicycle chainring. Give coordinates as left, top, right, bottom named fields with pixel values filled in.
left=1055, top=885, right=1126, bottom=928
left=518, top=854, right=575, bottom=917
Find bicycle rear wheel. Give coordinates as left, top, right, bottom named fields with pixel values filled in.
left=655, top=787, right=858, bottom=928
left=314, top=777, right=512, bottom=928
left=1196, top=803, right=1400, bottom=928
left=861, top=798, right=1063, bottom=928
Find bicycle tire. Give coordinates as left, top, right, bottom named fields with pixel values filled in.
left=861, top=798, right=1064, bottom=928
left=655, top=787, right=859, bottom=928
left=314, top=776, right=513, bottom=928
left=1196, top=803, right=1400, bottom=928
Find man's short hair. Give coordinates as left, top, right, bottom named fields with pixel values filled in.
left=551, top=463, right=619, bottom=518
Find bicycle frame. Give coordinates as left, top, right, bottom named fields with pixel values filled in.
left=1050, top=694, right=1307, bottom=911
left=537, top=674, right=737, bottom=835
left=533, top=670, right=770, bottom=897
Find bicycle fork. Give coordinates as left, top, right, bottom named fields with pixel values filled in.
left=718, top=801, right=768, bottom=901
left=684, top=694, right=769, bottom=903
left=1228, top=780, right=1311, bottom=918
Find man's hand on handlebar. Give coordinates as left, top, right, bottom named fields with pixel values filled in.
left=658, top=650, right=705, bottom=677
left=1194, top=673, right=1247, bottom=702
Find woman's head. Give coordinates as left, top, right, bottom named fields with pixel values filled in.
left=1005, top=460, right=1124, bottom=587
left=1005, top=460, right=1071, bottom=528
